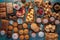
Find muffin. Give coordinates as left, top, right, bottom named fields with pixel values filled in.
left=19, top=30, right=24, bottom=35
left=19, top=35, right=24, bottom=40
left=8, top=25, right=13, bottom=31
left=23, top=23, right=28, bottom=29
left=31, top=23, right=40, bottom=32
left=13, top=27, right=18, bottom=33
left=13, top=22, right=18, bottom=27
left=25, top=35, right=29, bottom=40
left=24, top=29, right=29, bottom=35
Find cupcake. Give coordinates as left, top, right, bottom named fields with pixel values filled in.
left=13, top=27, right=18, bottom=33
left=25, top=35, right=29, bottom=40
left=23, top=23, right=28, bottom=29
left=19, top=35, right=24, bottom=40
left=24, top=29, right=29, bottom=35
left=31, top=23, right=40, bottom=32
left=19, top=30, right=24, bottom=35
left=13, top=22, right=18, bottom=27
left=12, top=33, right=18, bottom=40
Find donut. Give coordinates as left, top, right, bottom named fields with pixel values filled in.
left=19, top=35, right=24, bottom=40
left=36, top=18, right=41, bottom=23
left=0, top=30, right=6, bottom=35
left=25, top=35, right=29, bottom=40
left=13, top=22, right=18, bottom=27
left=38, top=31, right=44, bottom=37
left=19, top=30, right=24, bottom=35
left=55, top=20, right=60, bottom=24
left=31, top=32, right=36, bottom=38
left=50, top=17, right=55, bottom=22
left=13, top=27, right=18, bottom=33
left=8, top=25, right=13, bottom=31
left=12, top=33, right=18, bottom=40
left=24, top=29, right=29, bottom=35
left=42, top=18, right=48, bottom=24
left=17, top=18, right=23, bottom=24
left=23, top=23, right=28, bottom=29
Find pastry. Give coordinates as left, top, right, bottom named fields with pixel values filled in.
left=13, top=4, right=20, bottom=10
left=13, top=22, right=18, bottom=27
left=19, top=30, right=24, bottom=35
left=45, top=24, right=56, bottom=32
left=24, top=29, right=29, bottom=35
left=50, top=17, right=55, bottom=22
left=19, top=35, right=24, bottom=40
left=8, top=25, right=13, bottom=31
left=42, top=18, right=48, bottom=24
left=31, top=32, right=36, bottom=38
left=17, top=18, right=23, bottom=24
left=45, top=33, right=58, bottom=40
left=0, top=30, right=6, bottom=35
left=0, top=2, right=6, bottom=7
left=6, top=3, right=13, bottom=14
left=16, top=8, right=25, bottom=17
left=25, top=35, right=29, bottom=40
left=0, top=12, right=6, bottom=18
left=31, top=23, right=40, bottom=32
left=13, top=27, right=18, bottom=33
left=38, top=31, right=44, bottom=37
left=36, top=18, right=41, bottom=23
left=26, top=8, right=34, bottom=23
left=23, top=23, right=28, bottom=29
left=12, top=33, right=18, bottom=40
left=18, top=24, right=23, bottom=29
left=55, top=20, right=60, bottom=24
left=2, top=19, right=9, bottom=28
left=0, top=8, right=6, bottom=12
left=9, top=20, right=14, bottom=25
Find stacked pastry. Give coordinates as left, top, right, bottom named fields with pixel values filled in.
left=0, top=2, right=6, bottom=18
left=6, top=3, right=13, bottom=14
left=45, top=33, right=58, bottom=40
left=26, top=8, right=34, bottom=23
